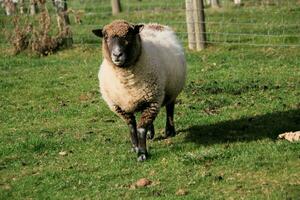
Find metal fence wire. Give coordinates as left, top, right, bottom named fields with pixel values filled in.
left=1, top=0, right=300, bottom=48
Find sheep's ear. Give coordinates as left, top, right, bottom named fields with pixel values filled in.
left=92, top=29, right=103, bottom=38
left=133, top=24, right=144, bottom=34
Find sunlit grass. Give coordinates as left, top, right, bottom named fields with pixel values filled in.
left=1, top=1, right=300, bottom=199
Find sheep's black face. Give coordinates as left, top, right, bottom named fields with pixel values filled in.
left=106, top=34, right=133, bottom=67
left=92, top=21, right=144, bottom=68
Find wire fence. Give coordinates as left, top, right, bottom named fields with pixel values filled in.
left=1, top=0, right=300, bottom=49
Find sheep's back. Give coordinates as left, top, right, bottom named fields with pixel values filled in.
left=140, top=24, right=186, bottom=102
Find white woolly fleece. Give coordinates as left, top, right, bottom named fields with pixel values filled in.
left=98, top=24, right=186, bottom=114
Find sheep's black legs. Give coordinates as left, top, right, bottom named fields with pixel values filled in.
left=147, top=124, right=155, bottom=140
left=137, top=102, right=160, bottom=161
left=128, top=118, right=139, bottom=152
left=114, top=106, right=138, bottom=151
left=165, top=101, right=176, bottom=137
left=137, top=128, right=148, bottom=161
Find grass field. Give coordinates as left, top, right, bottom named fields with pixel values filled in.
left=1, top=1, right=300, bottom=199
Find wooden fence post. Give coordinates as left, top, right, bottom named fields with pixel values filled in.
left=193, top=0, right=206, bottom=50
left=111, top=0, right=121, bottom=15
left=185, top=0, right=196, bottom=50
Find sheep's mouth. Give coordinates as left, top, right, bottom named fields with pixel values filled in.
left=112, top=59, right=125, bottom=66
left=111, top=56, right=126, bottom=67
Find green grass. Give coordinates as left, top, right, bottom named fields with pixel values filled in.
left=1, top=1, right=300, bottom=199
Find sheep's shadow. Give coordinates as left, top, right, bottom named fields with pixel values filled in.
left=180, top=109, right=300, bottom=145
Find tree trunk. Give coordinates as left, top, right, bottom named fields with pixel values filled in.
left=205, top=0, right=211, bottom=6
left=211, top=0, right=220, bottom=8
left=53, top=0, right=72, bottom=46
left=53, top=0, right=70, bottom=26
left=19, top=0, right=24, bottom=14
left=4, top=0, right=16, bottom=16
left=111, top=0, right=121, bottom=15
left=30, top=0, right=38, bottom=15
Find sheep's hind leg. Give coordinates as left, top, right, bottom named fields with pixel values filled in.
left=165, top=101, right=176, bottom=137
left=114, top=106, right=138, bottom=152
left=137, top=102, right=160, bottom=161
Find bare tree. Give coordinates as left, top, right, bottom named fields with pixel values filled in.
left=52, top=0, right=72, bottom=46
left=111, top=0, right=121, bottom=15
left=52, top=0, right=71, bottom=28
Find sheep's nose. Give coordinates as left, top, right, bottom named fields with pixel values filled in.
left=112, top=51, right=123, bottom=58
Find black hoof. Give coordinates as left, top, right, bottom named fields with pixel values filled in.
left=137, top=154, right=147, bottom=162
left=165, top=127, right=176, bottom=137
left=137, top=150, right=148, bottom=162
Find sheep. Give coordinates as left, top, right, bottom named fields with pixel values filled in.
left=92, top=20, right=186, bottom=161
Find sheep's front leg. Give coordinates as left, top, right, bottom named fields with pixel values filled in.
left=137, top=102, right=159, bottom=161
left=128, top=117, right=139, bottom=153
left=114, top=106, right=138, bottom=152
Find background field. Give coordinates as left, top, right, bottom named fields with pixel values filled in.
left=1, top=0, right=300, bottom=199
